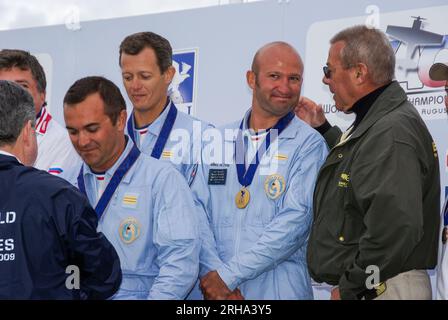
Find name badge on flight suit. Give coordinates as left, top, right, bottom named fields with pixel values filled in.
left=208, top=169, right=227, bottom=185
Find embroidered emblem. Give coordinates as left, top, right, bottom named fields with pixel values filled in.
left=338, top=173, right=350, bottom=188
left=264, top=174, right=286, bottom=200
left=119, top=217, right=141, bottom=244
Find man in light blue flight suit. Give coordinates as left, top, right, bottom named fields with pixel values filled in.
left=120, top=31, right=214, bottom=299
left=194, top=42, right=328, bottom=299
left=119, top=32, right=211, bottom=184
left=63, top=76, right=200, bottom=299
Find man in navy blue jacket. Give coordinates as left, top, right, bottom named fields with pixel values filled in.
left=0, top=80, right=122, bottom=299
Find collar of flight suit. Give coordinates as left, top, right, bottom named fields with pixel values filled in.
left=82, top=136, right=139, bottom=185
left=224, top=108, right=298, bottom=143
left=132, top=98, right=173, bottom=138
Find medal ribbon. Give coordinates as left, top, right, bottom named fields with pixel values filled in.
left=77, top=144, right=141, bottom=220
left=235, top=111, right=294, bottom=187
left=127, top=102, right=178, bottom=159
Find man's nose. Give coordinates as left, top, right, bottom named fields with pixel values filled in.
left=130, top=78, right=143, bottom=91
left=277, top=77, right=292, bottom=93
left=322, top=75, right=330, bottom=86
left=78, top=131, right=91, bottom=147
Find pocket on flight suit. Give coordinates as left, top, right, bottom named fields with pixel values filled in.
left=212, top=204, right=234, bottom=260
left=245, top=202, right=275, bottom=227
left=157, top=204, right=196, bottom=241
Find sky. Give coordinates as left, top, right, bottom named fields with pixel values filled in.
left=0, top=0, right=260, bottom=31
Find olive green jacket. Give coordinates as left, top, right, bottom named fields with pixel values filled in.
left=307, top=81, right=440, bottom=300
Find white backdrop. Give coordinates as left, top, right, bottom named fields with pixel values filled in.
left=1, top=0, right=447, bottom=299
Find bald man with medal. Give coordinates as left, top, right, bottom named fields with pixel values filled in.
left=192, top=42, right=328, bottom=300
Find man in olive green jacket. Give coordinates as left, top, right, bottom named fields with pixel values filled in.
left=296, top=25, right=440, bottom=300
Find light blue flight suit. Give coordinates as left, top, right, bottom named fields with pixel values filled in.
left=128, top=100, right=214, bottom=299
left=76, top=138, right=200, bottom=299
left=127, top=99, right=212, bottom=184
left=192, top=110, right=328, bottom=299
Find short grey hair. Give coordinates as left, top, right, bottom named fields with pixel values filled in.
left=331, top=25, right=395, bottom=85
left=0, top=80, right=35, bottom=146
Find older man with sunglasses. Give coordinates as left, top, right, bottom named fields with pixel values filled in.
left=296, top=25, right=440, bottom=300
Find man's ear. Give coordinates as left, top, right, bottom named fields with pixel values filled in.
left=247, top=70, right=256, bottom=90
left=22, top=120, right=34, bottom=146
left=117, top=109, right=127, bottom=131
left=37, top=90, right=46, bottom=110
left=19, top=120, right=36, bottom=165
left=163, top=65, right=176, bottom=84
left=354, top=63, right=369, bottom=84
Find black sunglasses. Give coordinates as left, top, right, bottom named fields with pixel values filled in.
left=323, top=66, right=332, bottom=79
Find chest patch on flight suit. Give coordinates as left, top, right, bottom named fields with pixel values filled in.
left=119, top=217, right=141, bottom=244
left=208, top=169, right=227, bottom=185
left=264, top=174, right=286, bottom=199
left=273, top=154, right=288, bottom=161
left=122, top=193, right=139, bottom=209
left=162, top=150, right=173, bottom=159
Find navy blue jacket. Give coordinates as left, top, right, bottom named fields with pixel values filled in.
left=0, top=154, right=122, bottom=299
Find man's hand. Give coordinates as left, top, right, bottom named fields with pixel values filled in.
left=330, top=287, right=341, bottom=300
left=295, top=96, right=326, bottom=128
left=227, top=288, right=245, bottom=300
left=200, top=270, right=232, bottom=300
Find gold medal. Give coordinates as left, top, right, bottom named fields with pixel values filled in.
left=235, top=187, right=250, bottom=209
